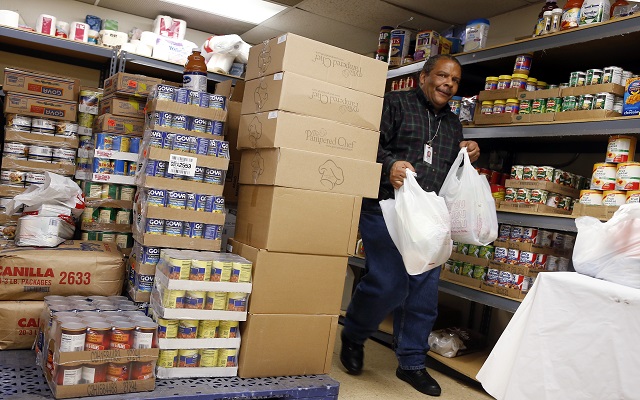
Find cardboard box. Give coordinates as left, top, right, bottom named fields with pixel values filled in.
left=229, top=239, right=347, bottom=315
left=235, top=185, right=361, bottom=256
left=226, top=101, right=243, bottom=161
left=238, top=313, right=338, bottom=378
left=239, top=147, right=381, bottom=198
left=4, top=128, right=79, bottom=148
left=0, top=184, right=27, bottom=198
left=94, top=114, right=145, bottom=135
left=81, top=222, right=132, bottom=233
left=4, top=92, right=77, bottom=122
left=473, top=112, right=513, bottom=125
left=223, top=160, right=240, bottom=204
left=241, top=72, right=384, bottom=131
left=623, top=76, right=640, bottom=116
left=518, top=88, right=561, bottom=100
left=449, top=252, right=490, bottom=267
left=147, top=99, right=227, bottom=122
left=0, top=300, right=44, bottom=349
left=136, top=174, right=224, bottom=197
left=1, top=157, right=76, bottom=177
left=145, top=147, right=230, bottom=170
left=99, top=95, right=146, bottom=118
left=560, top=83, right=625, bottom=97
left=245, top=33, right=387, bottom=97
left=512, top=113, right=555, bottom=123
left=441, top=269, right=482, bottom=288
left=3, top=67, right=80, bottom=101
left=132, top=229, right=222, bottom=252
left=238, top=111, right=379, bottom=162
left=571, top=202, right=619, bottom=221
left=103, top=72, right=162, bottom=97
left=478, top=88, right=523, bottom=101
left=498, top=200, right=572, bottom=215
left=554, top=109, right=621, bottom=121
left=504, top=179, right=580, bottom=198
left=493, top=240, right=571, bottom=258
left=0, top=241, right=124, bottom=301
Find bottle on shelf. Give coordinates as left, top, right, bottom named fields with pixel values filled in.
left=533, top=1, right=559, bottom=36
left=560, top=0, right=585, bottom=30
left=610, top=0, right=632, bottom=18
left=183, top=48, right=208, bottom=92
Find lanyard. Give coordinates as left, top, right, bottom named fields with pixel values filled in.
left=426, top=109, right=442, bottom=146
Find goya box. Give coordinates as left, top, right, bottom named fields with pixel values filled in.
left=103, top=72, right=162, bottom=97
left=3, top=68, right=80, bottom=101
left=4, top=92, right=77, bottom=122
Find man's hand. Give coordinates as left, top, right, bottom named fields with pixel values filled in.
left=460, top=140, right=480, bottom=162
left=390, top=161, right=416, bottom=190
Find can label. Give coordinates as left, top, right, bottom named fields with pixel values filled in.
left=113, top=160, right=127, bottom=175
left=218, top=142, right=230, bottom=159
left=153, top=84, right=175, bottom=101
left=167, top=190, right=187, bottom=209
left=157, top=112, right=173, bottom=128
left=521, top=227, right=539, bottom=243
left=498, top=224, right=511, bottom=241
left=145, top=218, right=165, bottom=235
left=506, top=248, right=520, bottom=264
left=171, top=114, right=188, bottom=130
left=164, top=220, right=184, bottom=237
left=530, top=189, right=548, bottom=204
left=504, top=187, right=517, bottom=202
left=147, top=189, right=167, bottom=207
left=140, top=245, right=161, bottom=265
left=183, top=222, right=204, bottom=238
left=204, top=168, right=224, bottom=185
left=606, top=136, right=636, bottom=164
left=135, top=274, right=154, bottom=292
left=209, top=95, right=226, bottom=110
left=145, top=160, right=167, bottom=177
left=591, top=163, right=616, bottom=190
left=171, top=134, right=195, bottom=153
left=203, top=224, right=222, bottom=240
left=515, top=188, right=531, bottom=203
left=498, top=270, right=513, bottom=286
left=207, top=139, right=220, bottom=157
left=93, top=158, right=113, bottom=174
left=472, top=265, right=488, bottom=280
left=518, top=251, right=536, bottom=267
left=486, top=268, right=500, bottom=285
left=579, top=190, right=603, bottom=205
left=494, top=247, right=508, bottom=263
left=519, top=100, right=531, bottom=114
left=195, top=194, right=210, bottom=212
left=534, top=253, right=548, bottom=269
left=510, top=165, right=524, bottom=180
left=149, top=130, right=165, bottom=148
left=535, top=166, right=554, bottom=182
left=207, top=120, right=224, bottom=136
left=522, top=165, right=536, bottom=180
left=174, top=88, right=190, bottom=104
left=189, top=117, right=208, bottom=133
left=211, top=195, right=225, bottom=213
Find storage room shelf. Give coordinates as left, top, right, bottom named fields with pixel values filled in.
left=0, top=350, right=339, bottom=400
left=120, top=51, right=237, bottom=84
left=463, top=116, right=640, bottom=140
left=387, top=14, right=640, bottom=79
left=0, top=25, right=115, bottom=67
left=347, top=257, right=521, bottom=313
left=427, top=350, right=491, bottom=382
left=497, top=210, right=577, bottom=233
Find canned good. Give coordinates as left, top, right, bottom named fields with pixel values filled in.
left=510, top=226, right=524, bottom=241
left=183, top=222, right=204, bottom=239
left=204, top=168, right=224, bottom=185
left=594, top=92, right=615, bottom=110
left=603, top=66, right=623, bottom=85
left=95, top=133, right=114, bottom=150
left=486, top=268, right=500, bottom=285
left=197, top=320, right=219, bottom=339
left=581, top=94, right=594, bottom=110
left=518, top=99, right=532, bottom=114
left=498, top=270, right=514, bottom=286
left=113, top=160, right=127, bottom=175
left=171, top=114, right=189, bottom=130
left=569, top=71, right=586, bottom=87
left=561, top=96, right=577, bottom=112
left=145, top=160, right=167, bottom=177
left=100, top=184, right=118, bottom=200
left=52, top=147, right=76, bottom=165
left=164, top=220, right=184, bottom=237
left=158, top=350, right=179, bottom=368
left=178, top=320, right=199, bottom=338
left=504, top=187, right=517, bottom=202
left=119, top=185, right=136, bottom=201
left=145, top=218, right=165, bottom=235
left=546, top=97, right=562, bottom=113
left=450, top=260, right=462, bottom=275
left=29, top=144, right=53, bottom=161
left=218, top=320, right=239, bottom=338
left=472, top=265, right=488, bottom=280
left=217, top=349, right=238, bottom=367
left=78, top=112, right=95, bottom=129
left=626, top=191, right=640, bottom=203
left=557, top=257, right=570, bottom=271
left=171, top=133, right=196, bottom=153
left=586, top=68, right=603, bottom=85
left=606, top=135, right=636, bottom=164
left=174, top=88, right=190, bottom=104
left=116, top=210, right=131, bottom=224
left=557, top=196, right=572, bottom=210
left=162, top=289, right=186, bottom=309
left=515, top=188, right=531, bottom=203
left=591, top=163, right=617, bottom=190
left=1, top=170, right=26, bottom=185
left=579, top=190, right=603, bottom=205
left=25, top=172, right=46, bottom=186
left=602, top=190, right=626, bottom=206
left=3, top=142, right=28, bottom=159
left=530, top=189, right=548, bottom=204
left=461, top=263, right=474, bottom=277
left=494, top=247, right=508, bottom=263
left=167, top=190, right=187, bottom=209
left=530, top=98, right=546, bottom=114
left=152, top=84, right=176, bottom=101
left=113, top=135, right=131, bottom=152
left=518, top=251, right=536, bottom=267
left=207, top=120, right=224, bottom=136
left=203, top=224, right=222, bottom=240
left=498, top=224, right=511, bottom=241
left=93, top=158, right=113, bottom=174
left=522, top=165, right=536, bottom=180
left=546, top=256, right=559, bottom=271
left=97, top=207, right=116, bottom=224
left=467, top=244, right=480, bottom=258
left=199, top=349, right=219, bottom=367
left=178, top=349, right=200, bottom=367
left=31, top=117, right=56, bottom=134
left=205, top=292, right=227, bottom=310
left=209, top=94, right=227, bottom=111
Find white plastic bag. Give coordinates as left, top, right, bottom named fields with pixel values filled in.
left=380, top=170, right=452, bottom=275
left=573, top=204, right=640, bottom=289
left=5, top=172, right=84, bottom=219
left=439, top=147, right=498, bottom=245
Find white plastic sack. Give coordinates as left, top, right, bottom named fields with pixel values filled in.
left=439, top=147, right=498, bottom=245
left=5, top=172, right=84, bottom=219
left=573, top=203, right=640, bottom=289
left=201, top=34, right=251, bottom=64
left=381, top=170, right=452, bottom=275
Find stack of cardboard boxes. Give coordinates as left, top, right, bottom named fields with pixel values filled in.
left=229, top=33, right=387, bottom=377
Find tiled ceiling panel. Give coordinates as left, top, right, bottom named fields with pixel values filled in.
left=296, top=0, right=450, bottom=35
left=241, top=25, right=287, bottom=46
left=384, top=0, right=537, bottom=24
left=260, top=8, right=381, bottom=53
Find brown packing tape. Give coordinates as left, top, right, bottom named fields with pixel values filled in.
left=3, top=129, right=79, bottom=148
left=0, top=157, right=76, bottom=176
left=84, top=198, right=134, bottom=209
left=142, top=206, right=226, bottom=225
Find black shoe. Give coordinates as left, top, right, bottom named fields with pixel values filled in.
left=340, top=332, right=364, bottom=375
left=396, top=367, right=442, bottom=396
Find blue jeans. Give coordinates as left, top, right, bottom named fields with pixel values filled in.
left=343, top=212, right=440, bottom=370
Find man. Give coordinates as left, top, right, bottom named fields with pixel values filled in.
left=340, top=54, right=480, bottom=397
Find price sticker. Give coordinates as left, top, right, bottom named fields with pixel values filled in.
left=168, top=154, right=197, bottom=177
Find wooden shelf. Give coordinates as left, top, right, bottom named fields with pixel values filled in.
left=428, top=350, right=491, bottom=382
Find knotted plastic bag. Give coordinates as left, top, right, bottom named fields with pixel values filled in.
left=381, top=170, right=452, bottom=275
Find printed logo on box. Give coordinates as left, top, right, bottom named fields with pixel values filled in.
left=318, top=160, right=344, bottom=190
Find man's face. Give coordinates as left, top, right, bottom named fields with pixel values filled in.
left=419, top=59, right=462, bottom=111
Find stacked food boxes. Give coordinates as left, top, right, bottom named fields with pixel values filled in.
left=231, top=33, right=386, bottom=377
left=149, top=249, right=252, bottom=378
left=35, top=295, right=159, bottom=399
left=1, top=68, right=80, bottom=245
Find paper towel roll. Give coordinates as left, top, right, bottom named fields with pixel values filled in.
left=174, top=18, right=186, bottom=40
left=99, top=30, right=128, bottom=47
left=120, top=42, right=137, bottom=53
left=55, top=21, right=69, bottom=38
left=207, top=53, right=235, bottom=74
left=153, top=15, right=172, bottom=37
left=0, top=10, right=20, bottom=28
left=135, top=43, right=153, bottom=57
left=139, top=31, right=158, bottom=47
left=130, top=39, right=141, bottom=46
left=36, top=14, right=56, bottom=36
left=70, top=21, right=89, bottom=42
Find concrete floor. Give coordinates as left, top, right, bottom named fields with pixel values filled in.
left=329, top=327, right=494, bottom=399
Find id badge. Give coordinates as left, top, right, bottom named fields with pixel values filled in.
left=424, top=144, right=433, bottom=164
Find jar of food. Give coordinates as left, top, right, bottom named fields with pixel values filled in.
left=505, top=98, right=520, bottom=114
left=536, top=81, right=548, bottom=90
left=481, top=101, right=495, bottom=115
left=493, top=100, right=506, bottom=114
left=526, top=77, right=538, bottom=91
left=497, top=75, right=512, bottom=90
left=484, top=76, right=499, bottom=90
left=513, top=53, right=533, bottom=76
left=519, top=99, right=532, bottom=114
left=510, top=74, right=528, bottom=89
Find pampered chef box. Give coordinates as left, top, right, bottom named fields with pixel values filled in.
left=0, top=241, right=125, bottom=301
left=238, top=313, right=338, bottom=378
left=245, top=33, right=387, bottom=97
left=4, top=92, right=77, bottom=122
left=3, top=67, right=80, bottom=101
left=103, top=73, right=162, bottom=97
left=228, top=239, right=347, bottom=315
left=241, top=72, right=384, bottom=131
left=234, top=185, right=361, bottom=257
left=0, top=300, right=44, bottom=350
left=238, top=147, right=381, bottom=198
left=238, top=111, right=380, bottom=162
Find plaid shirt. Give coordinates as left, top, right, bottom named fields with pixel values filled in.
left=363, top=87, right=464, bottom=213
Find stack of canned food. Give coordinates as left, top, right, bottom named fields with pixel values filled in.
left=158, top=251, right=252, bottom=284
left=147, top=131, right=230, bottom=158
left=505, top=165, right=587, bottom=210
left=6, top=114, right=78, bottom=138
left=582, top=135, right=640, bottom=207
left=443, top=242, right=494, bottom=282
left=127, top=242, right=162, bottom=300
left=143, top=218, right=223, bottom=241
left=145, top=161, right=226, bottom=185
left=39, top=295, right=158, bottom=386
left=157, top=347, right=238, bottom=369
left=76, top=88, right=103, bottom=150
left=140, top=188, right=225, bottom=213
left=3, top=141, right=77, bottom=165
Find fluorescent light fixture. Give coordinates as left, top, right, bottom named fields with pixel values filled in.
left=160, top=0, right=287, bottom=24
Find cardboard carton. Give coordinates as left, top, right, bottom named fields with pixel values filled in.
left=99, top=95, right=146, bottom=119
left=239, top=147, right=381, bottom=198
left=245, top=33, right=387, bottom=97
left=0, top=241, right=124, bottom=301
left=93, top=114, right=145, bottom=136
left=146, top=99, right=226, bottom=122
left=103, top=73, right=162, bottom=97
left=229, top=239, right=347, bottom=315
left=238, top=111, right=379, bottom=162
left=3, top=67, right=80, bottom=101
left=478, top=88, right=523, bottom=102
left=4, top=128, right=79, bottom=149
left=4, top=92, right=77, bottom=122
left=1, top=157, right=76, bottom=177
left=553, top=109, right=621, bottom=121
left=0, top=300, right=44, bottom=349
left=241, top=72, right=384, bottom=130
left=223, top=160, right=240, bottom=204
left=560, top=83, right=625, bottom=97
left=238, top=313, right=338, bottom=378
left=234, top=185, right=361, bottom=256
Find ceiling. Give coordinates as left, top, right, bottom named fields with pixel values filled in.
left=77, top=0, right=545, bottom=54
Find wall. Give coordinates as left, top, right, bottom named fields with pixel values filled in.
left=487, top=3, right=542, bottom=46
